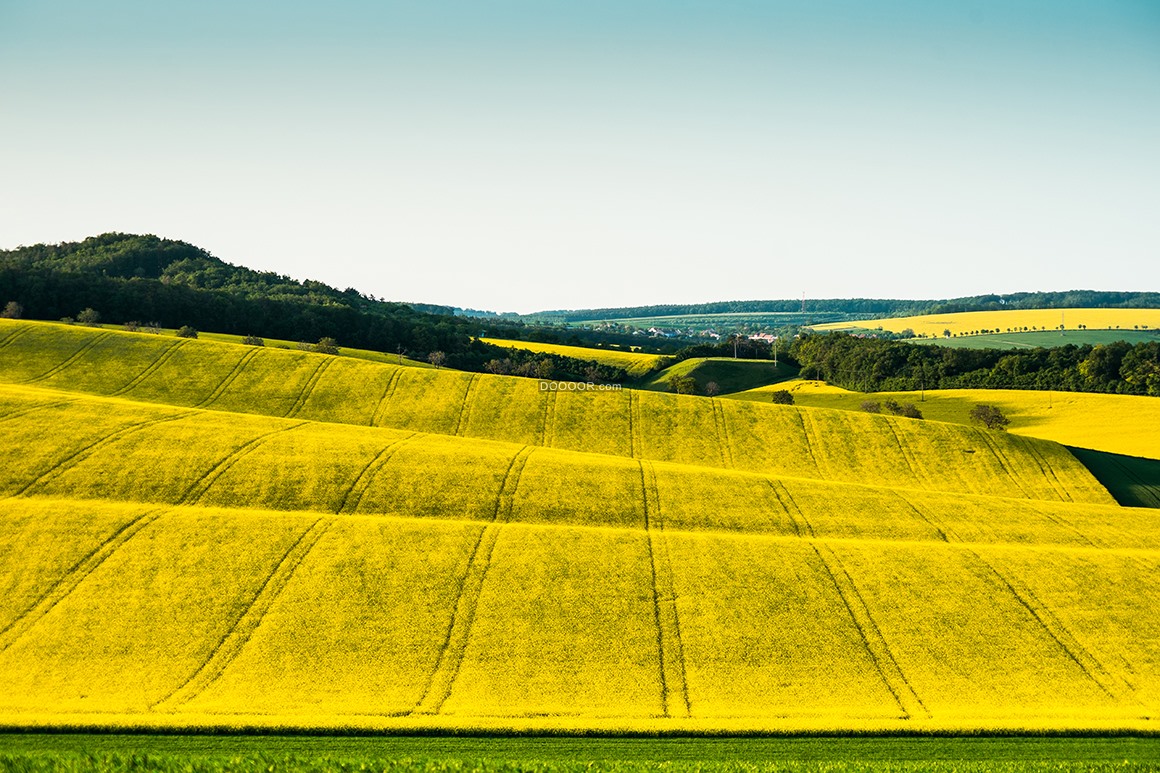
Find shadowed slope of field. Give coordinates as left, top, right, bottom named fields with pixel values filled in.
left=0, top=496, right=1158, bottom=731
left=0, top=320, right=1112, bottom=503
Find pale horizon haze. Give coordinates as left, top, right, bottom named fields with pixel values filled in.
left=1, top=1, right=1158, bottom=313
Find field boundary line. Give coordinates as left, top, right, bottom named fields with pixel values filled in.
left=0, top=508, right=166, bottom=653
left=110, top=339, right=187, bottom=396
left=20, top=332, right=112, bottom=385
left=643, top=460, right=691, bottom=718
left=195, top=348, right=261, bottom=408
left=337, top=433, right=419, bottom=514
left=966, top=548, right=1127, bottom=701
left=812, top=542, right=929, bottom=720
left=766, top=480, right=814, bottom=538
left=370, top=369, right=404, bottom=427
left=180, top=422, right=308, bottom=505
left=13, top=411, right=197, bottom=497
left=285, top=357, right=337, bottom=418
left=453, top=374, right=481, bottom=436
left=152, top=518, right=334, bottom=712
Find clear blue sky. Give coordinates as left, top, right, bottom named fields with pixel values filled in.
left=1, top=1, right=1157, bottom=312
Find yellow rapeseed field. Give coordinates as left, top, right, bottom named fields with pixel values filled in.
left=0, top=320, right=1111, bottom=501
left=735, top=379, right=1160, bottom=460
left=2, top=318, right=1158, bottom=732
left=811, top=307, right=1160, bottom=337
left=480, top=337, right=666, bottom=377
left=1, top=495, right=1158, bottom=730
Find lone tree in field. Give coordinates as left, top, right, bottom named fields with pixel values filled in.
left=969, top=404, right=1009, bottom=430
left=860, top=400, right=881, bottom=413
left=770, top=389, right=795, bottom=405
left=427, top=351, right=447, bottom=369
left=704, top=381, right=720, bottom=396
left=242, top=334, right=264, bottom=346
left=76, top=307, right=101, bottom=326
left=1, top=301, right=22, bottom=319
left=314, top=337, right=339, bottom=355
left=176, top=325, right=198, bottom=339
left=668, top=374, right=697, bottom=394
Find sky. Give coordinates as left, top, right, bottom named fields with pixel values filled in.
left=1, top=1, right=1158, bottom=313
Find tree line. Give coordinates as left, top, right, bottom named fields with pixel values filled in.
left=791, top=333, right=1160, bottom=396
left=0, top=233, right=630, bottom=382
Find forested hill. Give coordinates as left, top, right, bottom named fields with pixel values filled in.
left=0, top=233, right=628, bottom=382
left=534, top=291, right=1160, bottom=323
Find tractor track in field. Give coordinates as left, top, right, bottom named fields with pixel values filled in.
left=0, top=325, right=32, bottom=351
left=0, top=400, right=77, bottom=428
left=285, top=357, right=338, bottom=418
left=883, top=420, right=926, bottom=489
left=195, top=349, right=261, bottom=408
left=453, top=374, right=481, bottom=436
left=974, top=430, right=1036, bottom=500
left=370, top=369, right=404, bottom=427
left=811, top=542, right=929, bottom=721
left=793, top=410, right=826, bottom=479
left=892, top=490, right=951, bottom=543
left=1013, top=435, right=1074, bottom=502
left=628, top=391, right=644, bottom=460
left=412, top=447, right=533, bottom=716
left=966, top=548, right=1127, bottom=702
left=152, top=518, right=334, bottom=711
left=641, top=460, right=690, bottom=718
left=110, top=339, right=188, bottom=396
left=539, top=389, right=557, bottom=448
left=337, top=433, right=419, bottom=514
left=12, top=411, right=198, bottom=497
left=179, top=423, right=308, bottom=505
left=711, top=400, right=734, bottom=469
left=20, top=332, right=112, bottom=385
left=766, top=480, right=815, bottom=539
left=1029, top=503, right=1100, bottom=548
left=0, top=508, right=167, bottom=653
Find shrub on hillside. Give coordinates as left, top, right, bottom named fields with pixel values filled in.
left=76, top=307, right=101, bottom=325
left=770, top=389, right=794, bottom=405
left=970, top=404, right=1009, bottom=430
left=242, top=334, right=265, bottom=347
left=176, top=325, right=198, bottom=339
left=1, top=301, right=22, bottom=319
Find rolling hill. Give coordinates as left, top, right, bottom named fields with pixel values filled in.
left=479, top=337, right=667, bottom=378
left=0, top=318, right=1157, bottom=732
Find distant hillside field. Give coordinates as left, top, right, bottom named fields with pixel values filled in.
left=732, top=379, right=1160, bottom=461
left=1, top=318, right=1158, bottom=732
left=911, top=329, right=1160, bottom=350
left=0, top=320, right=1109, bottom=501
left=641, top=357, right=797, bottom=395
left=480, top=337, right=666, bottom=377
left=812, top=308, right=1160, bottom=338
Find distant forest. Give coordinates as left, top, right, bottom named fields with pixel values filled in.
left=0, top=234, right=636, bottom=382
left=534, top=292, right=1160, bottom=323
left=791, top=333, right=1160, bottom=397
